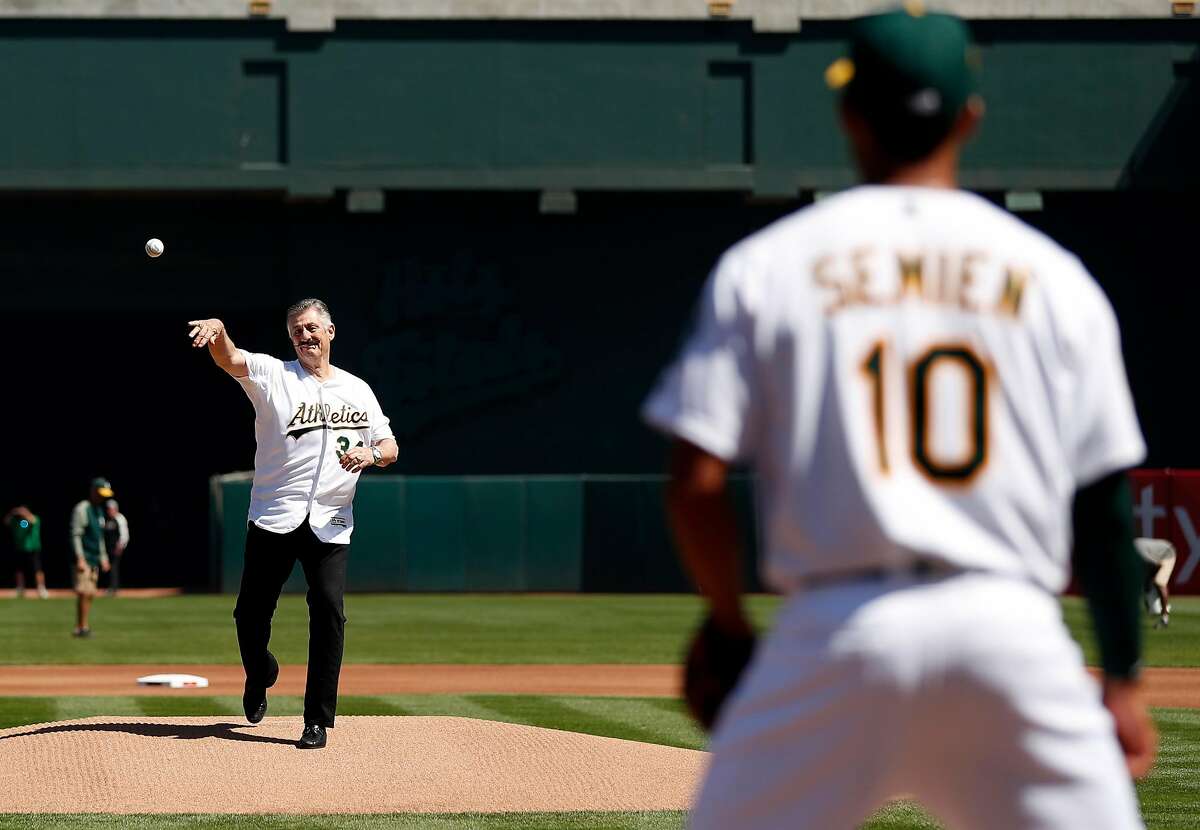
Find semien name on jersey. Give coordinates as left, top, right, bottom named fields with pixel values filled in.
left=814, top=248, right=1029, bottom=318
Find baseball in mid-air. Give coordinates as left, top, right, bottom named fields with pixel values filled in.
left=145, top=238, right=165, bottom=258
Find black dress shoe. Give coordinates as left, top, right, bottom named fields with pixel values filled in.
left=297, top=723, right=327, bottom=749
left=243, top=651, right=280, bottom=724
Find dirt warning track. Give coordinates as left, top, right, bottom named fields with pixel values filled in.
left=2, top=664, right=1197, bottom=707
left=0, top=663, right=682, bottom=697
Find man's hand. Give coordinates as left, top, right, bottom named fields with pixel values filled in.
left=188, top=319, right=225, bottom=348
left=1103, top=678, right=1158, bottom=778
left=339, top=446, right=375, bottom=474
left=187, top=318, right=247, bottom=377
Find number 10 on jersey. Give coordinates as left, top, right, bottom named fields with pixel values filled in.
left=860, top=341, right=990, bottom=484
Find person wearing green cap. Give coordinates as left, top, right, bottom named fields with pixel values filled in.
left=68, top=478, right=113, bottom=637
left=645, top=5, right=1153, bottom=828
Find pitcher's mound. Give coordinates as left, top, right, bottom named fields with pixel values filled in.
left=0, top=716, right=707, bottom=814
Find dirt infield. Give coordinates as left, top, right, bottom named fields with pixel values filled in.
left=0, top=716, right=706, bottom=813
left=0, top=663, right=681, bottom=697
left=3, top=664, right=1197, bottom=707
left=2, top=588, right=182, bottom=599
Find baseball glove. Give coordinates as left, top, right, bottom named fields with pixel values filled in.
left=683, top=615, right=757, bottom=731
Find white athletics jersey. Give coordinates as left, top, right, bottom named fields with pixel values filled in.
left=237, top=350, right=394, bottom=544
left=643, top=186, right=1145, bottom=594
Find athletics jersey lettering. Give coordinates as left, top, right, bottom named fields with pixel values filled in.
left=813, top=248, right=1030, bottom=318
left=643, top=185, right=1145, bottom=595
left=285, top=402, right=372, bottom=439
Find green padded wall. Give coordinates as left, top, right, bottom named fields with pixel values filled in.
left=211, top=474, right=753, bottom=593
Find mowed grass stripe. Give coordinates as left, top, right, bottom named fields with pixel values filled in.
left=0, top=813, right=690, bottom=830
left=464, top=695, right=684, bottom=749
left=0, top=695, right=698, bottom=745
left=554, top=697, right=704, bottom=750
left=369, top=695, right=502, bottom=721
left=134, top=698, right=240, bottom=719
left=861, top=802, right=944, bottom=830
left=0, top=595, right=728, bottom=665
left=1136, top=707, right=1200, bottom=830
left=3, top=594, right=1198, bottom=668
left=0, top=807, right=995, bottom=830
left=0, top=698, right=57, bottom=730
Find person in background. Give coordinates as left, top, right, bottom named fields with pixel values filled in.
left=4, top=505, right=48, bottom=599
left=69, top=478, right=112, bottom=637
left=1133, top=537, right=1175, bottom=629
left=103, top=499, right=130, bottom=597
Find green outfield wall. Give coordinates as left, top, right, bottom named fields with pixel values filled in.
left=209, top=474, right=761, bottom=593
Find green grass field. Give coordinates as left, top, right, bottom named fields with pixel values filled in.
left=1, top=594, right=1196, bottom=666
left=1, top=594, right=1197, bottom=829
left=0, top=811, right=951, bottom=830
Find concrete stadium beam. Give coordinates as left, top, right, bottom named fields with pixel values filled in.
left=0, top=0, right=1191, bottom=34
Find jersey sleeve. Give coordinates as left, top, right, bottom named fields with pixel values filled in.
left=235, top=350, right=283, bottom=397
left=366, top=386, right=395, bottom=445
left=68, top=502, right=87, bottom=558
left=1064, top=269, right=1146, bottom=487
left=641, top=252, right=760, bottom=462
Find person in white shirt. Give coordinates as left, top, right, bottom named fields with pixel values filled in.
left=1133, top=537, right=1175, bottom=628
left=645, top=7, right=1155, bottom=829
left=188, top=298, right=398, bottom=750
left=103, top=499, right=130, bottom=597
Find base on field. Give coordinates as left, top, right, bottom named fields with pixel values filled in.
left=0, top=716, right=705, bottom=813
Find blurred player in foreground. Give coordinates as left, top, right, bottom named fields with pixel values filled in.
left=4, top=506, right=48, bottom=599
left=644, top=6, right=1155, bottom=828
left=69, top=479, right=113, bottom=636
left=1134, top=537, right=1175, bottom=628
left=188, top=299, right=397, bottom=749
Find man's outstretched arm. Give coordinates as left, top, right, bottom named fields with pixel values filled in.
left=188, top=318, right=248, bottom=378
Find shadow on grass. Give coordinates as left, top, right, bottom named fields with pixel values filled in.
left=0, top=721, right=295, bottom=747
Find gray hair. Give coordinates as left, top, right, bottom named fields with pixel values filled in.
left=285, top=298, right=333, bottom=328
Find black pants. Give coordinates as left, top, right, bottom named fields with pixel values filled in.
left=234, top=519, right=348, bottom=727
left=107, top=552, right=122, bottom=592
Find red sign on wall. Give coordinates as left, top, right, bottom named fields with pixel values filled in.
left=1129, top=469, right=1200, bottom=595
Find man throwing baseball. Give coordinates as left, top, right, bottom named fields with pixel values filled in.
left=645, top=7, right=1155, bottom=828
left=189, top=299, right=397, bottom=749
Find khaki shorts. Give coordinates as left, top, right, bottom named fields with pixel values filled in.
left=73, top=564, right=99, bottom=596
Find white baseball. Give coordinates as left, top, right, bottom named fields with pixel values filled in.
left=145, top=238, right=165, bottom=258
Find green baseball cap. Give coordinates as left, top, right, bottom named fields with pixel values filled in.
left=826, top=2, right=979, bottom=123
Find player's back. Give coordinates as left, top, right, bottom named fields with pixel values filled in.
left=646, top=185, right=1144, bottom=594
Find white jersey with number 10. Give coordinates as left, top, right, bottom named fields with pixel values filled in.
left=643, top=185, right=1145, bottom=594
